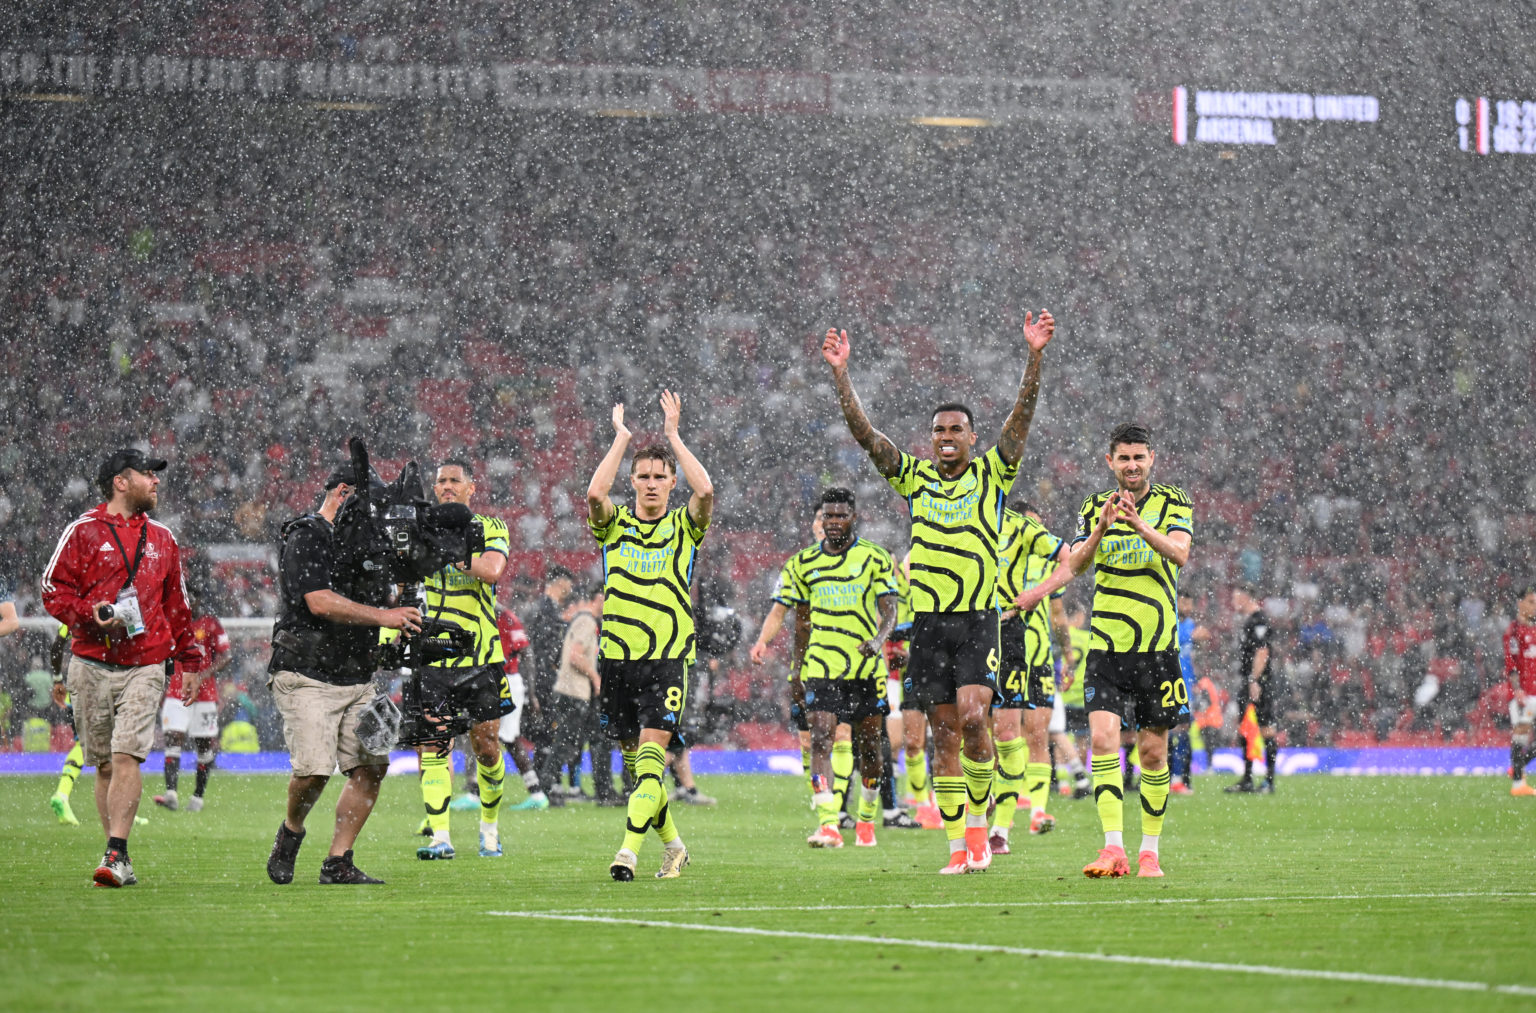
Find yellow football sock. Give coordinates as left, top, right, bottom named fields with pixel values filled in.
left=961, top=754, right=993, bottom=821
left=477, top=753, right=505, bottom=825
left=56, top=743, right=84, bottom=798
left=832, top=740, right=854, bottom=814
left=420, top=753, right=453, bottom=837
left=1092, top=753, right=1123, bottom=835
left=1026, top=761, right=1052, bottom=815
left=653, top=799, right=680, bottom=845
left=991, top=737, right=1026, bottom=828
left=857, top=779, right=879, bottom=823
left=932, top=775, right=966, bottom=841
left=1140, top=765, right=1171, bottom=840
left=622, top=742, right=668, bottom=855
left=907, top=751, right=929, bottom=800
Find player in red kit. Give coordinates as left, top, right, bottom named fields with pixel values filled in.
left=1504, top=585, right=1536, bottom=797
left=154, top=591, right=232, bottom=812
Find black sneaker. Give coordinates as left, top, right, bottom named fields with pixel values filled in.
left=1255, top=781, right=1275, bottom=795
left=1224, top=780, right=1256, bottom=794
left=267, top=822, right=305, bottom=885
left=883, top=811, right=922, bottom=829
left=319, top=850, right=384, bottom=885
left=838, top=811, right=855, bottom=829
left=1071, top=782, right=1092, bottom=800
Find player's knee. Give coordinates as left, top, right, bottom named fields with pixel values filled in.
left=195, top=740, right=216, bottom=765
left=1515, top=729, right=1533, bottom=747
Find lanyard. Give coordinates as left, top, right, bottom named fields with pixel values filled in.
left=105, top=521, right=148, bottom=593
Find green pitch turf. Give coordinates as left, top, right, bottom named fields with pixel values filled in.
left=2, top=771, right=1533, bottom=1012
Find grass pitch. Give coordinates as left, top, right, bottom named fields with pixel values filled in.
left=1, top=770, right=1532, bottom=1012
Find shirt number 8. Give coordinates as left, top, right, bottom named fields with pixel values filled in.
left=664, top=686, right=684, bottom=712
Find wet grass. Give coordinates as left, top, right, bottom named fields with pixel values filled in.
left=1, top=771, right=1532, bottom=1011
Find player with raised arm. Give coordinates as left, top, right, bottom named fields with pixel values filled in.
left=588, top=392, right=713, bottom=881
left=1504, top=586, right=1536, bottom=796
left=822, top=311, right=1054, bottom=874
left=1019, top=423, right=1192, bottom=878
left=751, top=488, right=899, bottom=847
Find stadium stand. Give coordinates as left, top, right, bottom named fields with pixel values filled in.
left=0, top=1, right=1531, bottom=751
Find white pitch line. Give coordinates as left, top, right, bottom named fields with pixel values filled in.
left=486, top=910, right=1536, bottom=997
left=509, top=889, right=1536, bottom=917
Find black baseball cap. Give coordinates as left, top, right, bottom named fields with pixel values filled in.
left=97, top=448, right=167, bottom=496
left=324, top=464, right=356, bottom=491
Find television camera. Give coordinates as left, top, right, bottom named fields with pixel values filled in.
left=331, top=437, right=487, bottom=752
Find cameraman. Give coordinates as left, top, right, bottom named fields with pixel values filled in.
left=413, top=459, right=512, bottom=861
left=265, top=467, right=421, bottom=886
left=41, top=448, right=201, bottom=888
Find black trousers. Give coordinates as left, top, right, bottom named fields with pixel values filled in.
left=536, top=693, right=591, bottom=791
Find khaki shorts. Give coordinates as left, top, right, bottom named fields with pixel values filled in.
left=270, top=670, right=388, bottom=777
left=68, top=656, right=166, bottom=766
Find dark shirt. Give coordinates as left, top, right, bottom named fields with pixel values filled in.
left=270, top=514, right=376, bottom=686
left=1239, top=610, right=1274, bottom=684
left=524, top=595, right=567, bottom=699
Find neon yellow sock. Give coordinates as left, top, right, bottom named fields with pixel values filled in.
left=56, top=743, right=84, bottom=798
left=933, top=775, right=966, bottom=841
left=1025, top=761, right=1052, bottom=815
left=801, top=743, right=814, bottom=799
left=832, top=740, right=854, bottom=814
left=961, top=754, right=992, bottom=820
left=813, top=788, right=839, bottom=828
left=420, top=753, right=453, bottom=837
left=991, top=737, right=1026, bottom=828
left=1140, top=765, right=1171, bottom=840
left=907, top=751, right=929, bottom=800
left=857, top=780, right=879, bottom=823
left=622, top=742, right=668, bottom=855
left=1127, top=744, right=1141, bottom=771
left=653, top=799, right=680, bottom=845
left=1092, top=753, right=1123, bottom=835
left=477, top=753, right=505, bottom=825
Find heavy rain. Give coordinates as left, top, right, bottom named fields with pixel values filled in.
left=0, top=6, right=1534, bottom=1005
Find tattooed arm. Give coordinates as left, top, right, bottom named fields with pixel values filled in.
left=996, top=310, right=1054, bottom=466
left=821, top=327, right=902, bottom=478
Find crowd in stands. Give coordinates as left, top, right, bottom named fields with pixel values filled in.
left=2, top=2, right=1533, bottom=751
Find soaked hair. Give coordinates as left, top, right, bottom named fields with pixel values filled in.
left=438, top=458, right=474, bottom=480
left=1009, top=497, right=1037, bottom=516
left=1109, top=422, right=1153, bottom=452
left=630, top=444, right=677, bottom=476
left=931, top=402, right=975, bottom=429
left=820, top=487, right=856, bottom=510
left=1519, top=585, right=1536, bottom=601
